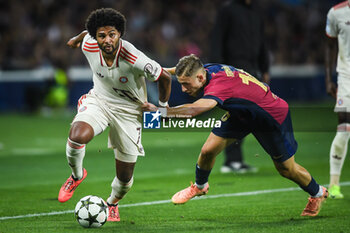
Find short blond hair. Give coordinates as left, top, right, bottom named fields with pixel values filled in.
left=175, top=54, right=204, bottom=77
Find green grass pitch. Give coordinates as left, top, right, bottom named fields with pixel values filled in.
left=0, top=102, right=349, bottom=232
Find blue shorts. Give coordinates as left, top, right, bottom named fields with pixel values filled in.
left=212, top=110, right=298, bottom=162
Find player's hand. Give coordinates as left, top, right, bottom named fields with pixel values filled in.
left=142, top=102, right=158, bottom=112
left=325, top=81, right=337, bottom=98
left=262, top=72, right=270, bottom=84
left=67, top=37, right=81, bottom=48
left=67, top=31, right=88, bottom=49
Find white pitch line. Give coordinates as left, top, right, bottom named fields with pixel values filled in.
left=0, top=210, right=75, bottom=221
left=1, top=181, right=350, bottom=221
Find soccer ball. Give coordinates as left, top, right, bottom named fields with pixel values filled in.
left=74, top=195, right=108, bottom=228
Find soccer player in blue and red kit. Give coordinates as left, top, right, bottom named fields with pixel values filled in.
left=143, top=54, right=328, bottom=217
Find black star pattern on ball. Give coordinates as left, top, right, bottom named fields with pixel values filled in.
left=75, top=197, right=95, bottom=219
left=80, top=197, right=94, bottom=210
left=96, top=199, right=108, bottom=214
left=75, top=196, right=108, bottom=227
left=86, top=211, right=100, bottom=227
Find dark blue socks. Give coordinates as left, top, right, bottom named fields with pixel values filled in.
left=195, top=164, right=212, bottom=185
left=300, top=177, right=320, bottom=196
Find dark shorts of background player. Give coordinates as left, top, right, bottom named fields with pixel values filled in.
left=212, top=110, right=298, bottom=163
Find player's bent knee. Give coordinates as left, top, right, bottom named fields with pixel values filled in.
left=200, top=145, right=217, bottom=158
left=69, top=122, right=94, bottom=144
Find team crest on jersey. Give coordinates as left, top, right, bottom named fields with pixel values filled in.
left=96, top=72, right=104, bottom=78
left=338, top=98, right=343, bottom=106
left=119, top=76, right=128, bottom=83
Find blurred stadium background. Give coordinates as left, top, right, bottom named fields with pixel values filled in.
left=0, top=0, right=341, bottom=111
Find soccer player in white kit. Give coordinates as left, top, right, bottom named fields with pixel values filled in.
left=57, top=8, right=172, bottom=221
left=325, top=0, right=350, bottom=199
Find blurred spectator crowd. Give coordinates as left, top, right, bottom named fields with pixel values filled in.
left=0, top=0, right=342, bottom=70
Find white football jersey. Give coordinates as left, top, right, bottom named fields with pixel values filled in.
left=326, top=1, right=350, bottom=78
left=81, top=34, right=162, bottom=114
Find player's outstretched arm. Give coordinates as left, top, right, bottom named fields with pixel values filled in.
left=157, top=69, right=172, bottom=107
left=168, top=98, right=217, bottom=117
left=142, top=98, right=217, bottom=118
left=67, top=30, right=88, bottom=49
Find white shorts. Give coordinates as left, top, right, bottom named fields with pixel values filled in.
left=335, top=75, right=350, bottom=113
left=72, top=91, right=144, bottom=162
